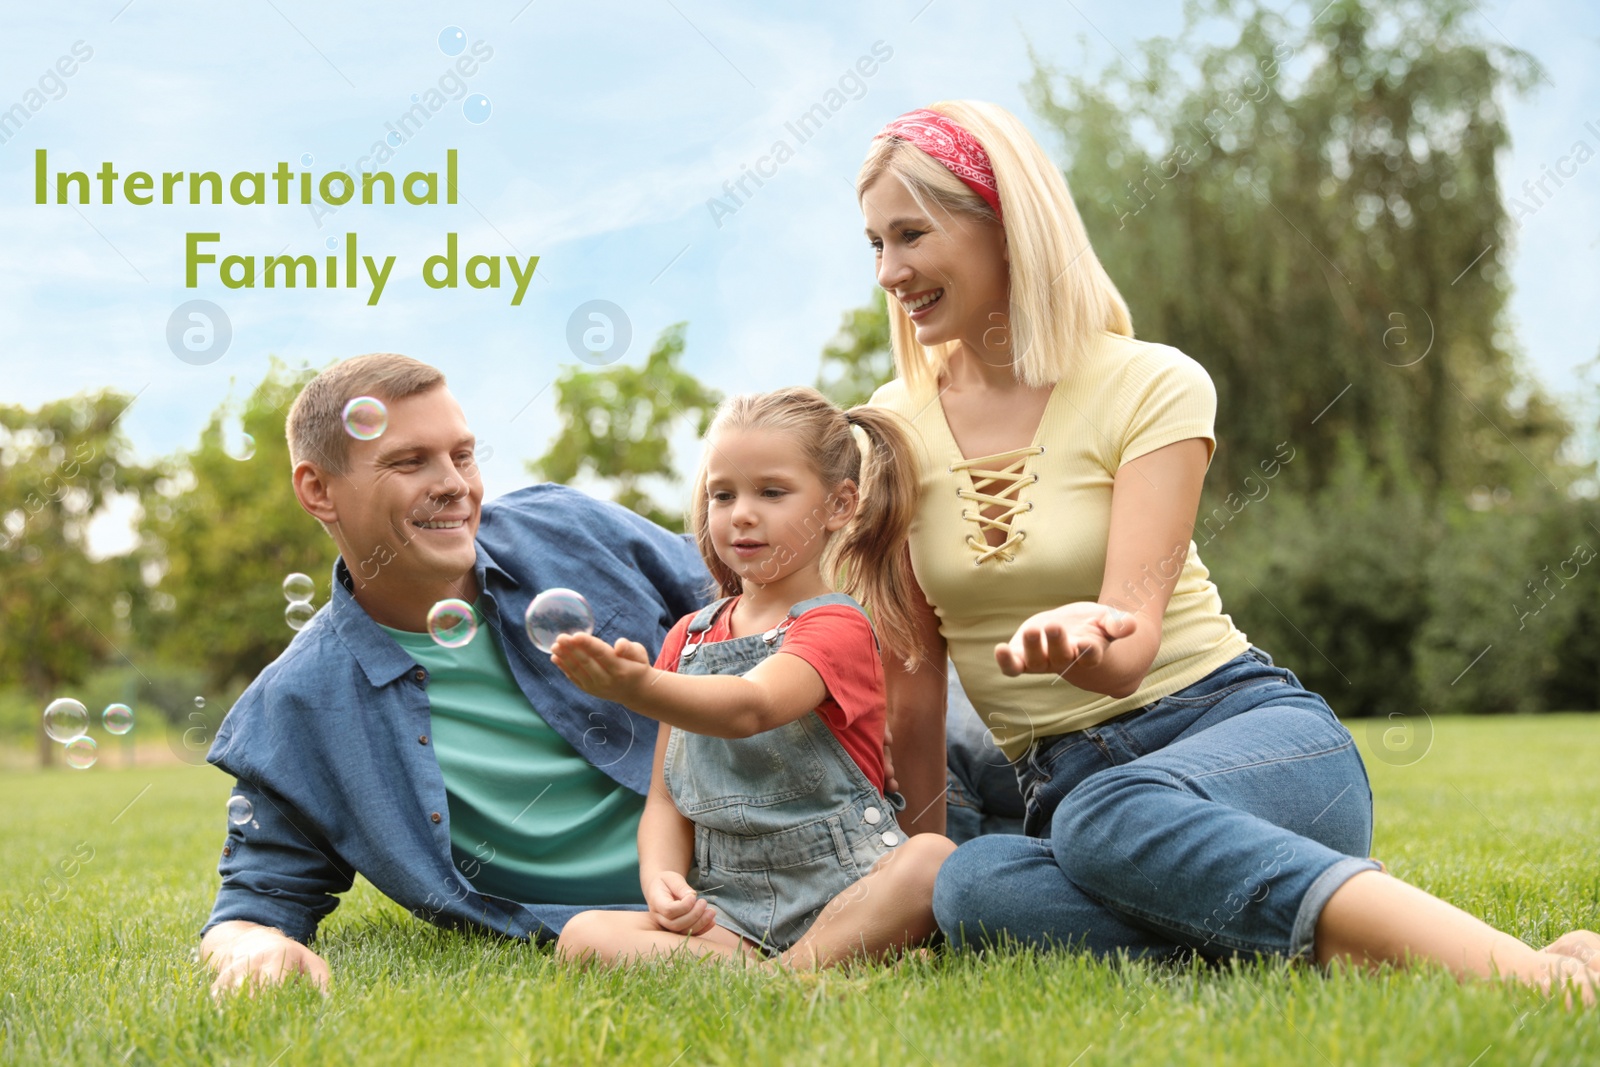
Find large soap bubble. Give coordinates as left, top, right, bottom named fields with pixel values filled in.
left=342, top=396, right=388, bottom=441
left=282, top=573, right=314, bottom=604
left=525, top=588, right=595, bottom=653
left=286, top=601, right=316, bottom=631
left=102, top=703, right=134, bottom=736
left=427, top=598, right=478, bottom=648
left=64, top=736, right=97, bottom=770
left=43, top=698, right=89, bottom=743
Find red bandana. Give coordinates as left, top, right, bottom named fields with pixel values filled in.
left=872, top=108, right=1002, bottom=218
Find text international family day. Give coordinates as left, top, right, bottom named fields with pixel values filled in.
left=32, top=148, right=538, bottom=306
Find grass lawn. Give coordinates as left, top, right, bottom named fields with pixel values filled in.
left=3, top=714, right=1599, bottom=1065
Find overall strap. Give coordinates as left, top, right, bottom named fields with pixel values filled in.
left=688, top=597, right=735, bottom=634
left=679, top=596, right=734, bottom=662
left=766, top=593, right=879, bottom=650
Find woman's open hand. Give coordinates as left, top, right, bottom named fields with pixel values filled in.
left=995, top=602, right=1138, bottom=678
left=550, top=633, right=653, bottom=703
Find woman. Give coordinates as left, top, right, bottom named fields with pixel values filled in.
left=859, top=101, right=1599, bottom=996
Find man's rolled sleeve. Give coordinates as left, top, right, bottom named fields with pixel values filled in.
left=201, top=777, right=355, bottom=945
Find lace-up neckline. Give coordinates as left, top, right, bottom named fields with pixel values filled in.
left=950, top=446, right=1044, bottom=564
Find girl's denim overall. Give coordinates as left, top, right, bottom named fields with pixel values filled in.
left=662, top=593, right=907, bottom=953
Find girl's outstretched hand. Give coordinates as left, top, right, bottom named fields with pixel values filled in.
left=550, top=632, right=653, bottom=702
left=995, top=602, right=1138, bottom=677
left=646, top=871, right=717, bottom=935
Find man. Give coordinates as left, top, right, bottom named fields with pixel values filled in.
left=199, top=353, right=709, bottom=993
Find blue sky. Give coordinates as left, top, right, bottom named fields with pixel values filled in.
left=2, top=0, right=1597, bottom=548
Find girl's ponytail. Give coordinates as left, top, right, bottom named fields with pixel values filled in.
left=833, top=405, right=925, bottom=669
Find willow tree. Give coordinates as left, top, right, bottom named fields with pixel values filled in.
left=1029, top=0, right=1573, bottom=499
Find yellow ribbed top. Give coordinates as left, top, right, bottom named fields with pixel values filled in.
left=869, top=330, right=1250, bottom=760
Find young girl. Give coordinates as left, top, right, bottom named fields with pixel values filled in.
left=550, top=386, right=956, bottom=969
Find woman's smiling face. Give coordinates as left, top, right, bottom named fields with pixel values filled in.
left=861, top=173, right=1010, bottom=355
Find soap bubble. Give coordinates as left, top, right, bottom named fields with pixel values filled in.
left=283, top=573, right=315, bottom=604
left=43, top=698, right=89, bottom=743
left=64, top=737, right=97, bottom=770
left=227, top=796, right=253, bottom=825
left=427, top=598, right=477, bottom=648
left=342, top=396, right=388, bottom=441
left=286, top=601, right=316, bottom=631
left=387, top=131, right=403, bottom=148
left=103, top=703, right=134, bottom=735
left=325, top=236, right=339, bottom=251
left=438, top=26, right=467, bottom=56
left=525, top=588, right=595, bottom=653
left=194, top=696, right=206, bottom=708
left=463, top=94, right=492, bottom=124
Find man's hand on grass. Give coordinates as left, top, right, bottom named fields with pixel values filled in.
left=201, top=921, right=330, bottom=998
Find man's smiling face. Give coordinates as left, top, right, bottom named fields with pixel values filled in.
left=324, top=384, right=483, bottom=588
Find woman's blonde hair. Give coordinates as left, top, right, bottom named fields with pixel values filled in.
left=688, top=387, right=926, bottom=668
left=856, top=99, right=1133, bottom=390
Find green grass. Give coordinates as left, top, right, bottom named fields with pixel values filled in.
left=4, top=715, right=1600, bottom=1065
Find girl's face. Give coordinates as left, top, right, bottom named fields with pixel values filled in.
left=704, top=426, right=854, bottom=590
left=861, top=173, right=1010, bottom=357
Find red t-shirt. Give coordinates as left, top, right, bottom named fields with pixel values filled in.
left=654, top=598, right=888, bottom=794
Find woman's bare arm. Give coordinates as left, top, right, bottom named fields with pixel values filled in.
left=884, top=550, right=950, bottom=835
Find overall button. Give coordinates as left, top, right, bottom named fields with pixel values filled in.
left=863, top=806, right=881, bottom=825
left=881, top=832, right=899, bottom=847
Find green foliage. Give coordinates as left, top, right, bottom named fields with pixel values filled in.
left=6, top=719, right=1600, bottom=1063
left=138, top=359, right=338, bottom=698
left=530, top=322, right=722, bottom=531
left=1027, top=0, right=1575, bottom=500
left=0, top=390, right=156, bottom=762
left=816, top=289, right=893, bottom=408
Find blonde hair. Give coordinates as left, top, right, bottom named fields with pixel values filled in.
left=688, top=387, right=926, bottom=668
left=286, top=353, right=445, bottom=474
left=857, top=99, right=1133, bottom=390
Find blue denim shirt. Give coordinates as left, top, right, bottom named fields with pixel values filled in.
left=202, top=484, right=711, bottom=945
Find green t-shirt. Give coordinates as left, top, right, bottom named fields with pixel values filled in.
left=379, top=606, right=643, bottom=905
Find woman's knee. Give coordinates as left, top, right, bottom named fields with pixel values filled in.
left=932, top=835, right=1031, bottom=943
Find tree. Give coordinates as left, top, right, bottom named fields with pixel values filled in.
left=138, top=360, right=338, bottom=698
left=0, top=391, right=156, bottom=764
left=816, top=290, right=893, bottom=408
left=1026, top=0, right=1576, bottom=500
left=529, top=322, right=722, bottom=531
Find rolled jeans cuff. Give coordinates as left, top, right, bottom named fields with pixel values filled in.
left=1289, top=856, right=1383, bottom=960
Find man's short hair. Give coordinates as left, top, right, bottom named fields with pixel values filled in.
left=286, top=353, right=446, bottom=474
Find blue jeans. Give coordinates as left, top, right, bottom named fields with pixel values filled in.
left=933, top=647, right=1381, bottom=961
left=945, top=661, right=1026, bottom=844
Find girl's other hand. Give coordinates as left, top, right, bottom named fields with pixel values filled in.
left=646, top=871, right=716, bottom=935
left=550, top=633, right=653, bottom=702
left=995, top=602, right=1138, bottom=677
